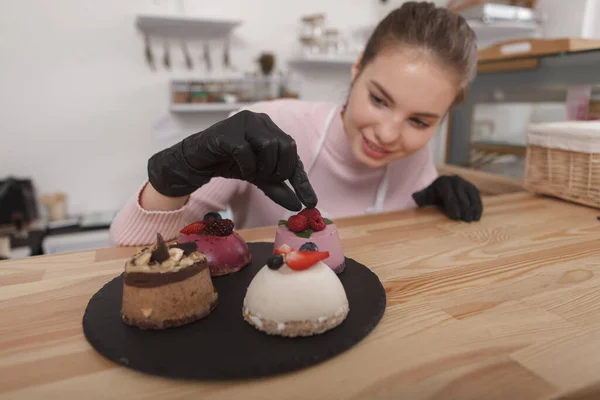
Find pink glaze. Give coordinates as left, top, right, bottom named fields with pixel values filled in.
left=273, top=224, right=345, bottom=273
left=180, top=232, right=251, bottom=276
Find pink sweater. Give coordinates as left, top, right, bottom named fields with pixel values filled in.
left=109, top=99, right=438, bottom=246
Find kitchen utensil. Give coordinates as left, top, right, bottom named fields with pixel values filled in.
left=181, top=41, right=192, bottom=70
left=223, top=38, right=236, bottom=71
left=203, top=42, right=211, bottom=72
left=144, top=35, right=155, bottom=70
left=163, top=40, right=171, bottom=69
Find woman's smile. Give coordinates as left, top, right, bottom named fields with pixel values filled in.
left=361, top=135, right=392, bottom=159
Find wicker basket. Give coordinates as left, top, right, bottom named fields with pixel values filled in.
left=524, top=121, right=600, bottom=209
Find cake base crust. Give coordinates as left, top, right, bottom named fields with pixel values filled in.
left=242, top=306, right=349, bottom=337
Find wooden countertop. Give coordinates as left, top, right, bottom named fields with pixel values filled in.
left=1, top=192, right=600, bottom=399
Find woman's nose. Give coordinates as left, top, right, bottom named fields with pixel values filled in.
left=375, top=122, right=402, bottom=145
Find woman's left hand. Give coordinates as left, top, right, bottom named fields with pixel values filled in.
left=412, top=175, right=482, bottom=222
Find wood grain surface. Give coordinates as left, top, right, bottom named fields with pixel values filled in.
left=1, top=192, right=600, bottom=399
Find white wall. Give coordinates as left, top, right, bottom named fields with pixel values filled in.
left=0, top=0, right=376, bottom=216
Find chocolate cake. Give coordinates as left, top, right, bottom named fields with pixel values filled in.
left=121, top=233, right=218, bottom=330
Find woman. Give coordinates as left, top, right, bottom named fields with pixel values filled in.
left=110, top=1, right=482, bottom=246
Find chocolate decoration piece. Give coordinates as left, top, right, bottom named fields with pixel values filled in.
left=151, top=233, right=170, bottom=263
left=124, top=260, right=208, bottom=288
left=170, top=242, right=197, bottom=256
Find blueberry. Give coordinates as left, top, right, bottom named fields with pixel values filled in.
left=267, top=254, right=284, bottom=270
left=203, top=212, right=221, bottom=222
left=300, top=242, right=318, bottom=252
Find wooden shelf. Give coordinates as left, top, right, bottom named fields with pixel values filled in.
left=170, top=103, right=250, bottom=113
left=136, top=14, right=242, bottom=39
left=468, top=19, right=540, bottom=44
left=471, top=139, right=527, bottom=157
left=288, top=54, right=358, bottom=68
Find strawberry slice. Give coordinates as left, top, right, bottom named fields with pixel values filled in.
left=180, top=221, right=206, bottom=235
left=274, top=244, right=294, bottom=255
left=285, top=250, right=330, bottom=271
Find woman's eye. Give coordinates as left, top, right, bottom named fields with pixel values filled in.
left=410, top=118, right=430, bottom=129
left=369, top=93, right=386, bottom=107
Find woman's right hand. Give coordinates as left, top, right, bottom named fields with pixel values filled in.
left=147, top=110, right=318, bottom=211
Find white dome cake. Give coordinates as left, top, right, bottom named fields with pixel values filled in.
left=242, top=243, right=349, bottom=337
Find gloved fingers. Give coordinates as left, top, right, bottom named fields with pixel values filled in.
left=439, top=179, right=462, bottom=221
left=453, top=178, right=474, bottom=222
left=289, top=156, right=318, bottom=208
left=221, top=138, right=257, bottom=182
left=258, top=181, right=302, bottom=211
left=465, top=180, right=483, bottom=221
left=256, top=137, right=279, bottom=178
left=412, top=187, right=432, bottom=206
left=275, top=137, right=297, bottom=181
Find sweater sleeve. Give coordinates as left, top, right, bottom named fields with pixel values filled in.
left=109, top=177, right=245, bottom=246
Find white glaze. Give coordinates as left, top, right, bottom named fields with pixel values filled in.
left=243, top=261, right=349, bottom=323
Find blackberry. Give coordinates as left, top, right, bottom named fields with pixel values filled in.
left=300, top=242, right=318, bottom=252
left=204, top=212, right=222, bottom=222
left=267, top=254, right=284, bottom=270
left=204, top=219, right=234, bottom=236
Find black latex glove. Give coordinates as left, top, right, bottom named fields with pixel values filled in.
left=412, top=175, right=482, bottom=222
left=148, top=110, right=318, bottom=211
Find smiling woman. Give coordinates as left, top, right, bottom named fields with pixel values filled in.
left=109, top=1, right=483, bottom=247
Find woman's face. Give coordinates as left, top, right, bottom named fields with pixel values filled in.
left=342, top=47, right=459, bottom=168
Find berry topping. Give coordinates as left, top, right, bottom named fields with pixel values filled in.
left=204, top=218, right=234, bottom=236
left=299, top=208, right=321, bottom=220
left=267, top=254, right=284, bottom=270
left=299, top=242, right=319, bottom=252
left=274, top=244, right=293, bottom=255
left=285, top=250, right=330, bottom=271
left=180, top=221, right=206, bottom=235
left=150, top=233, right=170, bottom=263
left=287, top=214, right=308, bottom=232
left=170, top=241, right=197, bottom=256
left=203, top=212, right=222, bottom=222
left=308, top=216, right=327, bottom=231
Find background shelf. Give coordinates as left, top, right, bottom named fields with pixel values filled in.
left=136, top=14, right=242, bottom=39
left=288, top=54, right=358, bottom=68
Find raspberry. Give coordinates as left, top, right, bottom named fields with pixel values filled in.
left=299, top=208, right=321, bottom=220
left=308, top=216, right=326, bottom=231
left=204, top=219, right=234, bottom=236
left=287, top=214, right=308, bottom=232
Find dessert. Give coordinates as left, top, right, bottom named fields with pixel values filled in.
left=274, top=208, right=345, bottom=273
left=121, top=233, right=218, bottom=330
left=243, top=243, right=349, bottom=337
left=179, top=212, right=252, bottom=276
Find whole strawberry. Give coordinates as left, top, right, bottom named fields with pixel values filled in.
left=287, top=214, right=308, bottom=232
left=308, top=216, right=326, bottom=231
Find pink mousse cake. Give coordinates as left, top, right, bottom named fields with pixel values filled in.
left=274, top=208, right=345, bottom=274
left=179, top=212, right=252, bottom=277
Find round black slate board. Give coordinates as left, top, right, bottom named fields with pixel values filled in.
left=82, top=242, right=386, bottom=381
